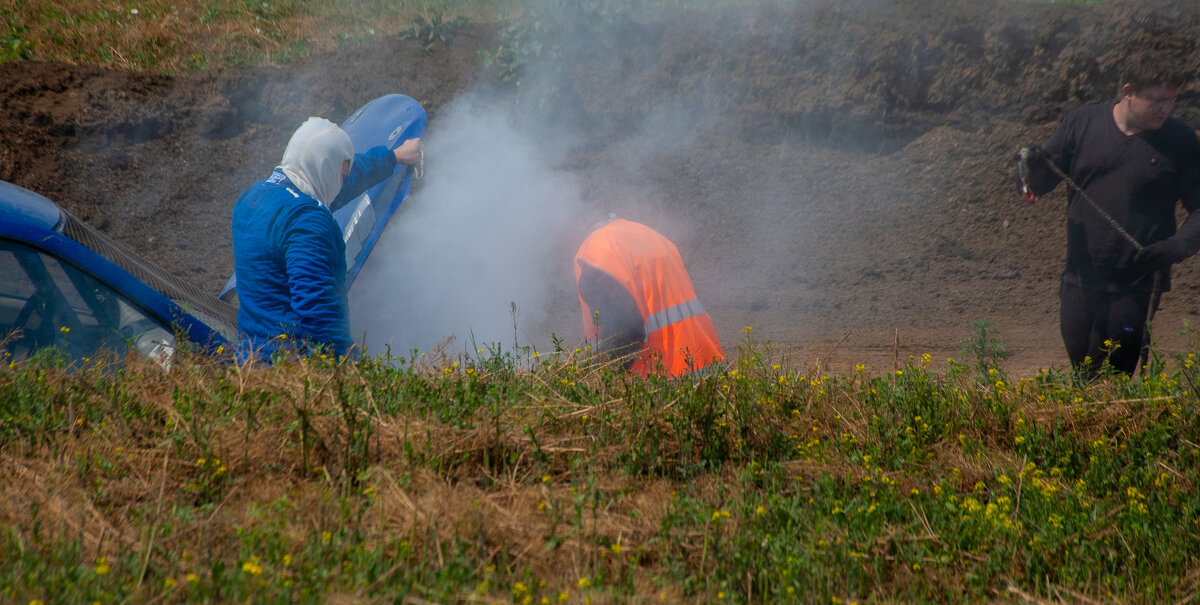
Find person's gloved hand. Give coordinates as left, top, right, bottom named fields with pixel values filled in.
left=1135, top=238, right=1186, bottom=273
left=1012, top=143, right=1047, bottom=183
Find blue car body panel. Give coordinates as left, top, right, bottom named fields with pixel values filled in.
left=0, top=180, right=64, bottom=232
left=336, top=94, right=427, bottom=285
left=218, top=94, right=427, bottom=298
left=0, top=182, right=234, bottom=353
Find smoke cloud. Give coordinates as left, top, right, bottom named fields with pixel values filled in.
left=349, top=93, right=586, bottom=357
left=348, top=0, right=919, bottom=361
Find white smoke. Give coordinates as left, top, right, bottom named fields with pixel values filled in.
left=349, top=94, right=585, bottom=357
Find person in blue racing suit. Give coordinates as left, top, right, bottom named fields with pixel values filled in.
left=232, top=116, right=422, bottom=360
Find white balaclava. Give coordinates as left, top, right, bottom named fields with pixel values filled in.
left=279, top=117, right=356, bottom=206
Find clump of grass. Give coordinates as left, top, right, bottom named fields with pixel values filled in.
left=1, top=325, right=1198, bottom=602
left=481, top=0, right=637, bottom=95
left=399, top=11, right=475, bottom=52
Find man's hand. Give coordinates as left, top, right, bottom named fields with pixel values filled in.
left=1135, top=238, right=1185, bottom=273
left=393, top=138, right=423, bottom=166
left=1012, top=143, right=1047, bottom=182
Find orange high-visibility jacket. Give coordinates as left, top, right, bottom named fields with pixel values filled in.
left=574, top=219, right=724, bottom=377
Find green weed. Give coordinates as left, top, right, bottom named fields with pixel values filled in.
left=400, top=11, right=474, bottom=52
left=0, top=8, right=35, bottom=63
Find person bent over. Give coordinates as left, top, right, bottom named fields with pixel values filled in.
left=574, top=216, right=724, bottom=378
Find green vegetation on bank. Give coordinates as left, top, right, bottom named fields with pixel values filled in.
left=0, top=0, right=507, bottom=72
left=1, top=325, right=1197, bottom=603
left=0, top=0, right=788, bottom=74
left=4, top=0, right=1106, bottom=74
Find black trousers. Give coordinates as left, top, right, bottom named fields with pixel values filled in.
left=1059, top=281, right=1154, bottom=377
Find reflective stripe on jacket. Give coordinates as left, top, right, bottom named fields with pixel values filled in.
left=574, top=219, right=724, bottom=377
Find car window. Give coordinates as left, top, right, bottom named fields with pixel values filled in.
left=0, top=239, right=175, bottom=364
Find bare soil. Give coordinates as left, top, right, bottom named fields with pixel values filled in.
left=5, top=0, right=1200, bottom=375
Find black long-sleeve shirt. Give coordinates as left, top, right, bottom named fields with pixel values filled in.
left=577, top=262, right=644, bottom=367
left=1027, top=103, right=1200, bottom=291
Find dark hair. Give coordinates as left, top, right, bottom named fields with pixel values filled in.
left=1122, top=50, right=1184, bottom=93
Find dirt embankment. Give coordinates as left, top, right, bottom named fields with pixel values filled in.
left=4, top=0, right=1200, bottom=374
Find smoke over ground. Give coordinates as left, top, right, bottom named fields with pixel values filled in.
left=349, top=94, right=585, bottom=356
left=10, top=0, right=1200, bottom=374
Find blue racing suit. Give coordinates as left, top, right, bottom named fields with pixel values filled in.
left=232, top=146, right=397, bottom=359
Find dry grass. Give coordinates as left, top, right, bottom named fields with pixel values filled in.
left=2, top=343, right=1198, bottom=602
left=3, top=0, right=510, bottom=73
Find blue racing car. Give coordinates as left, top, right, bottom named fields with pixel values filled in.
left=1, top=93, right=426, bottom=365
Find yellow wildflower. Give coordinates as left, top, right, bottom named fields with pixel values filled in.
left=241, top=559, right=263, bottom=576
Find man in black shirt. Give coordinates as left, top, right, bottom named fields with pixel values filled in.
left=1017, top=50, right=1200, bottom=377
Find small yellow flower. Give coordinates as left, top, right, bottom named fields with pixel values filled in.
left=94, top=557, right=110, bottom=575
left=59, top=326, right=70, bottom=334
left=558, top=592, right=569, bottom=603
left=283, top=554, right=292, bottom=567
left=578, top=577, right=591, bottom=588
left=241, top=559, right=263, bottom=576
left=163, top=577, right=177, bottom=589
left=322, top=530, right=332, bottom=543
left=611, top=541, right=622, bottom=555
left=186, top=573, right=200, bottom=585
left=755, top=505, right=766, bottom=516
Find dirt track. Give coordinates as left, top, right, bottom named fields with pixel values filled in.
left=4, top=0, right=1200, bottom=375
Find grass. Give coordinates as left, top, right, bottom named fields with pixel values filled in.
left=0, top=0, right=516, bottom=73
left=1, top=326, right=1198, bottom=603
left=1, top=0, right=988, bottom=75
